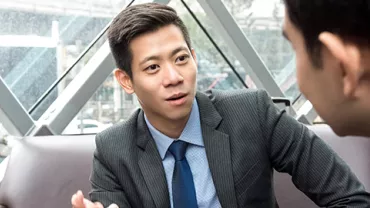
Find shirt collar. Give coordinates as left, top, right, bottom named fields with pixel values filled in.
left=144, top=98, right=204, bottom=159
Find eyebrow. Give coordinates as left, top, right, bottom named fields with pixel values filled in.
left=170, top=46, right=189, bottom=57
left=139, top=55, right=161, bottom=66
left=139, top=46, right=189, bottom=66
left=282, top=30, right=290, bottom=41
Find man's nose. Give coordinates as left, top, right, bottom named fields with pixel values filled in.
left=162, top=65, right=184, bottom=87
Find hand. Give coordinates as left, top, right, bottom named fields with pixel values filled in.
left=71, top=190, right=119, bottom=208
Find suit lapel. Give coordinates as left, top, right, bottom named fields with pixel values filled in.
left=137, top=111, right=170, bottom=208
left=196, top=92, right=238, bottom=208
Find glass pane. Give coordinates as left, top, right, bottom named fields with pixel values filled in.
left=63, top=73, right=138, bottom=134
left=0, top=0, right=128, bottom=114
left=29, top=35, right=108, bottom=120
left=221, top=0, right=299, bottom=100
left=169, top=0, right=250, bottom=90
left=314, top=116, right=325, bottom=124
left=0, top=123, right=11, bottom=163
left=183, top=0, right=257, bottom=89
left=292, top=94, right=307, bottom=111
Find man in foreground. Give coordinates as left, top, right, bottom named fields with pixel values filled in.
left=283, top=0, right=370, bottom=137
left=72, top=3, right=370, bottom=208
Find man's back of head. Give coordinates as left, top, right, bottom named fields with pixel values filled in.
left=282, top=0, right=370, bottom=137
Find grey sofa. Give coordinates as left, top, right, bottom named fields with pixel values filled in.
left=0, top=125, right=369, bottom=208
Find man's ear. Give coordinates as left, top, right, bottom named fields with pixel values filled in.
left=191, top=48, right=197, bottom=65
left=319, top=32, right=362, bottom=97
left=114, top=69, right=134, bottom=94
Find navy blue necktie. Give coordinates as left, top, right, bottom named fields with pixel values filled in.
left=168, top=140, right=198, bottom=208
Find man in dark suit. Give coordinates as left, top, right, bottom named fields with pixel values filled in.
left=282, top=0, right=370, bottom=137
left=72, top=3, right=370, bottom=208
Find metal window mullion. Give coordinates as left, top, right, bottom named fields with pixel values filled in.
left=0, top=77, right=35, bottom=136
left=196, top=0, right=285, bottom=98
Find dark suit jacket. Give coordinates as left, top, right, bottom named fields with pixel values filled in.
left=89, top=89, right=370, bottom=207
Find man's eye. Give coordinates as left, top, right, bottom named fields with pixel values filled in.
left=176, top=55, right=189, bottom=63
left=146, top=64, right=159, bottom=70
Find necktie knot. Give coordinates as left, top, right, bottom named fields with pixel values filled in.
left=168, top=140, right=188, bottom=161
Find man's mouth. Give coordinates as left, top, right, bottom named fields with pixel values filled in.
left=166, top=93, right=187, bottom=101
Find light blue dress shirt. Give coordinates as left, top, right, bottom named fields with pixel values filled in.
left=144, top=99, right=221, bottom=208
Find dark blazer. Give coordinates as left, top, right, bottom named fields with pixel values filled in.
left=89, top=89, right=370, bottom=207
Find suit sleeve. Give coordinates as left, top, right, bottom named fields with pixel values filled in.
left=89, top=134, right=131, bottom=208
left=257, top=90, right=370, bottom=207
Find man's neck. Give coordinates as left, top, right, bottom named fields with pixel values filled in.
left=145, top=112, right=191, bottom=139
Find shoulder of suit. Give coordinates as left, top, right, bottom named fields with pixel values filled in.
left=95, top=108, right=142, bottom=144
left=202, top=88, right=268, bottom=104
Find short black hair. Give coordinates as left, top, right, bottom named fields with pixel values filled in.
left=107, top=3, right=192, bottom=78
left=284, top=0, right=370, bottom=67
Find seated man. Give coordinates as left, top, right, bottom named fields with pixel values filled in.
left=282, top=0, right=370, bottom=137
left=72, top=3, right=370, bottom=208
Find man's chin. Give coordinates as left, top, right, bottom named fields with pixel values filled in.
left=331, top=127, right=348, bottom=137
left=329, top=122, right=358, bottom=137
left=166, top=105, right=192, bottom=121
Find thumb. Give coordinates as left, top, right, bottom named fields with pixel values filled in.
left=76, top=190, right=84, bottom=202
left=71, top=190, right=85, bottom=207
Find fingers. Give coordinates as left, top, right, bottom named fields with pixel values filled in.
left=94, top=202, right=104, bottom=208
left=108, top=204, right=119, bottom=208
left=71, top=190, right=114, bottom=208
left=71, top=190, right=85, bottom=208
left=85, top=201, right=115, bottom=208
left=83, top=198, right=104, bottom=208
left=84, top=199, right=114, bottom=208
